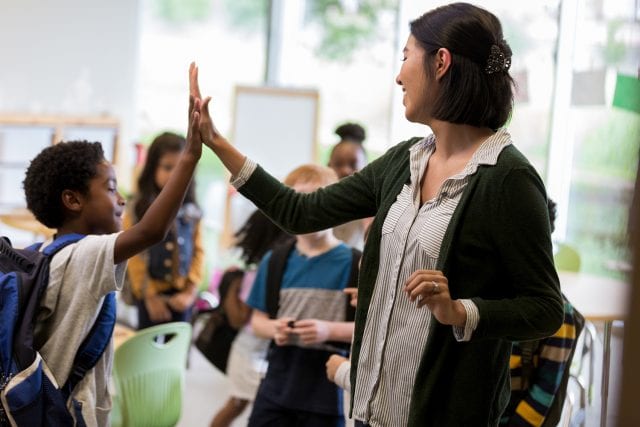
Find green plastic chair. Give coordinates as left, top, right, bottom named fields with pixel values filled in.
left=554, top=242, right=581, bottom=272
left=111, top=322, right=192, bottom=427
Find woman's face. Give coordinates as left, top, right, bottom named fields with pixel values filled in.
left=154, top=151, right=180, bottom=190
left=396, top=35, right=430, bottom=124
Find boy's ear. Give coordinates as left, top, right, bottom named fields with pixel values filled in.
left=61, top=189, right=83, bottom=213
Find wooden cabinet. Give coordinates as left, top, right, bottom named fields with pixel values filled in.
left=0, top=114, right=119, bottom=242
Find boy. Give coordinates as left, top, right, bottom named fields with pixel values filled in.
left=21, top=75, right=204, bottom=427
left=246, top=164, right=356, bottom=427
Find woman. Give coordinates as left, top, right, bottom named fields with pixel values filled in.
left=189, top=3, right=563, bottom=425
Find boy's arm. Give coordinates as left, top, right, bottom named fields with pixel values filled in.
left=222, top=275, right=252, bottom=329
left=114, top=83, right=203, bottom=264
left=326, top=355, right=351, bottom=392
left=293, top=320, right=355, bottom=344
left=251, top=309, right=295, bottom=345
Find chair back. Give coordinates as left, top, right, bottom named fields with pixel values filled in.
left=111, top=322, right=192, bottom=427
left=554, top=242, right=581, bottom=272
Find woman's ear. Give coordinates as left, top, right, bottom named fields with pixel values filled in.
left=434, top=48, right=452, bottom=81
left=61, top=189, right=83, bottom=213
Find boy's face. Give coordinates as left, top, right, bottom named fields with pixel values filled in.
left=293, top=180, right=333, bottom=241
left=80, top=161, right=125, bottom=234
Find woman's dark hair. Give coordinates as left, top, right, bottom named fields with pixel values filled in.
left=234, top=210, right=292, bottom=266
left=134, top=132, right=198, bottom=220
left=410, top=2, right=514, bottom=130
left=23, top=141, right=105, bottom=228
left=334, top=122, right=366, bottom=144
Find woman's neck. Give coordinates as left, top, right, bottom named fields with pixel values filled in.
left=429, top=120, right=494, bottom=159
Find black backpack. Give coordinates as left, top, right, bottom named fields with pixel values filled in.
left=0, top=234, right=116, bottom=427
left=265, top=239, right=361, bottom=351
left=517, top=295, right=585, bottom=427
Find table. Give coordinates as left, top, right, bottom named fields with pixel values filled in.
left=559, top=271, right=630, bottom=427
left=114, top=323, right=136, bottom=350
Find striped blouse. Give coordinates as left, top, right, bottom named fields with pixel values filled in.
left=351, top=131, right=511, bottom=426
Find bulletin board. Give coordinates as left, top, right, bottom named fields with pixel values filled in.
left=221, top=85, right=320, bottom=248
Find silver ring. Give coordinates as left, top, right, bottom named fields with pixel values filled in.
left=432, top=280, right=439, bottom=294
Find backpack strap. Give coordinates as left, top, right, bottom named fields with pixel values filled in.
left=520, top=340, right=539, bottom=390
left=62, top=292, right=116, bottom=399
left=27, top=233, right=86, bottom=255
left=265, top=239, right=297, bottom=319
left=345, top=247, right=362, bottom=322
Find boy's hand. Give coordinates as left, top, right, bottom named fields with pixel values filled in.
left=326, top=354, right=348, bottom=383
left=274, top=317, right=296, bottom=346
left=344, top=287, right=358, bottom=308
left=145, top=294, right=172, bottom=322
left=189, top=62, right=225, bottom=152
left=185, top=65, right=203, bottom=161
left=292, top=319, right=331, bottom=344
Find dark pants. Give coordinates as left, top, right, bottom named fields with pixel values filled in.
left=248, top=393, right=344, bottom=427
left=354, top=422, right=370, bottom=427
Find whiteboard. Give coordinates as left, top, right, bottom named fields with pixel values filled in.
left=231, top=85, right=319, bottom=179
left=221, top=85, right=319, bottom=248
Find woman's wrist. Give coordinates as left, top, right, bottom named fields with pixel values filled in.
left=452, top=300, right=468, bottom=327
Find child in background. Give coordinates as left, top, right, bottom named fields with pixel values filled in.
left=245, top=164, right=356, bottom=427
left=328, top=122, right=369, bottom=251
left=124, top=132, right=205, bottom=329
left=210, top=210, right=292, bottom=427
left=24, top=81, right=204, bottom=426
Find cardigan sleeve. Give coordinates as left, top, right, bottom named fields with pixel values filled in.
left=471, top=165, right=563, bottom=340
left=236, top=157, right=382, bottom=234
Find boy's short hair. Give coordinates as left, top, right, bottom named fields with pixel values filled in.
left=283, top=164, right=338, bottom=189
left=23, top=141, right=105, bottom=228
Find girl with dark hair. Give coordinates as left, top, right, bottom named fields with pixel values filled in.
left=329, top=122, right=369, bottom=250
left=209, top=210, right=291, bottom=427
left=191, top=3, right=563, bottom=425
left=124, top=132, right=205, bottom=329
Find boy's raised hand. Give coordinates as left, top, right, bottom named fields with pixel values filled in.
left=189, top=62, right=222, bottom=151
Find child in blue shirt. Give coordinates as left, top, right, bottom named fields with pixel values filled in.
left=246, top=164, right=356, bottom=427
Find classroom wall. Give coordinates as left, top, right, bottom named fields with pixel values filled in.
left=0, top=0, right=142, bottom=177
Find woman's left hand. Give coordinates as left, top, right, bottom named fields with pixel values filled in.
left=404, top=270, right=466, bottom=327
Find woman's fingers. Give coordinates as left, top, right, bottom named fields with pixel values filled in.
left=404, top=270, right=450, bottom=309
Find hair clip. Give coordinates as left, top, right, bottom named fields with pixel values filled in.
left=485, top=44, right=511, bottom=74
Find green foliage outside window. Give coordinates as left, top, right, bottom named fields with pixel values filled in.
left=307, top=0, right=398, bottom=62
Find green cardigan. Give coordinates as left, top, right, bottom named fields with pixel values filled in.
left=238, top=137, right=564, bottom=426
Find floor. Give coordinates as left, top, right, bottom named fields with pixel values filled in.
left=176, top=321, right=624, bottom=427
left=178, top=348, right=252, bottom=427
